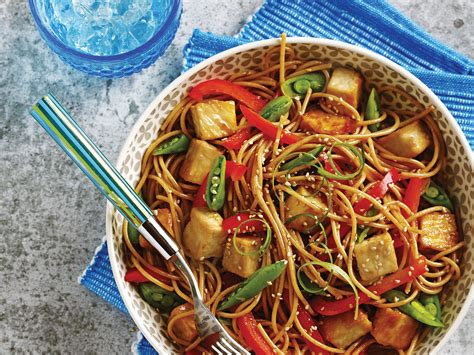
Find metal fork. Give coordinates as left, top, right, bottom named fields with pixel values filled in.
left=30, top=94, right=249, bottom=355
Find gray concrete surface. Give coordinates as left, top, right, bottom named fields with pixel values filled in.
left=1, top=0, right=472, bottom=353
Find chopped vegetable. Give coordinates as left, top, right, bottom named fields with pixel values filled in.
left=354, top=232, right=398, bottom=282
left=183, top=207, right=226, bottom=260
left=316, top=143, right=364, bottom=181
left=241, top=105, right=300, bottom=145
left=222, top=212, right=267, bottom=235
left=236, top=313, right=274, bottom=355
left=281, top=73, right=326, bottom=98
left=280, top=146, right=323, bottom=171
left=205, top=156, right=226, bottom=211
left=188, top=79, right=267, bottom=112
left=311, top=257, right=428, bottom=316
left=422, top=181, right=454, bottom=212
left=402, top=178, right=430, bottom=215
left=169, top=303, right=198, bottom=343
left=326, top=67, right=363, bottom=111
left=365, top=88, right=381, bottom=132
left=191, top=100, right=237, bottom=140
left=124, top=267, right=169, bottom=284
left=419, top=294, right=442, bottom=322
left=220, top=127, right=253, bottom=150
left=419, top=212, right=459, bottom=251
left=282, top=290, right=329, bottom=354
left=285, top=186, right=328, bottom=232
left=218, top=260, right=287, bottom=310
left=179, top=139, right=222, bottom=184
left=139, top=282, right=184, bottom=312
left=297, top=264, right=328, bottom=295
left=319, top=310, right=372, bottom=348
left=383, top=290, right=443, bottom=327
left=127, top=220, right=140, bottom=245
left=260, top=96, right=293, bottom=122
left=222, top=235, right=262, bottom=278
left=378, top=121, right=431, bottom=158
left=356, top=226, right=370, bottom=244
left=300, top=109, right=357, bottom=135
left=153, top=133, right=190, bottom=155
left=371, top=307, right=419, bottom=349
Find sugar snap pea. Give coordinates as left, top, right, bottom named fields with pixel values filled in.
left=383, top=290, right=443, bottom=327
left=153, top=133, right=190, bottom=155
left=281, top=73, right=326, bottom=98
left=422, top=181, right=454, bottom=212
left=139, top=282, right=184, bottom=313
left=205, top=156, right=226, bottom=211
left=419, top=293, right=442, bottom=321
left=280, top=146, right=324, bottom=171
left=218, top=260, right=287, bottom=310
left=260, top=96, right=293, bottom=122
left=365, top=88, right=381, bottom=132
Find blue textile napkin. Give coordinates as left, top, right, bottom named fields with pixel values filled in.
left=80, top=0, right=474, bottom=353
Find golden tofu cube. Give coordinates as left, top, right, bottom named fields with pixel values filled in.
left=286, top=186, right=327, bottom=232
left=319, top=310, right=372, bottom=348
left=300, top=109, right=356, bottom=135
left=371, top=307, right=419, bottom=350
left=191, top=100, right=237, bottom=140
left=169, top=303, right=198, bottom=343
left=222, top=236, right=262, bottom=278
left=179, top=139, right=222, bottom=184
left=183, top=207, right=226, bottom=260
left=354, top=232, right=398, bottom=282
left=378, top=121, right=431, bottom=158
left=419, top=212, right=458, bottom=251
left=139, top=208, right=174, bottom=250
left=326, top=67, right=363, bottom=110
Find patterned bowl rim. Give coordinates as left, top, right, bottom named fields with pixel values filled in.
left=105, top=37, right=474, bottom=354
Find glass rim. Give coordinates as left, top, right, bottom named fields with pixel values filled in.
left=28, top=0, right=182, bottom=62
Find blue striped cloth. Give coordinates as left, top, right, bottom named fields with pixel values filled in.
left=80, top=1, right=474, bottom=353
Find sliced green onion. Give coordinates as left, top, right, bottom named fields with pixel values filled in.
left=357, top=227, right=370, bottom=243
left=232, top=218, right=272, bottom=256
left=316, top=143, right=365, bottom=181
left=297, top=268, right=327, bottom=295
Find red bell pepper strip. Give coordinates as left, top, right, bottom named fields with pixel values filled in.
left=282, top=291, right=329, bottom=355
left=189, top=79, right=267, bottom=112
left=220, top=127, right=254, bottom=150
left=402, top=178, right=430, bottom=216
left=193, top=162, right=247, bottom=207
left=310, top=256, right=428, bottom=316
left=222, top=211, right=267, bottom=235
left=124, top=267, right=169, bottom=284
left=236, top=313, right=274, bottom=355
left=241, top=105, right=300, bottom=145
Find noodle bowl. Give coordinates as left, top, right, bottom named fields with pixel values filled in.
left=107, top=37, right=474, bottom=355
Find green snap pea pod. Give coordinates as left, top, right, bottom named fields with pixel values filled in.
left=260, top=96, right=293, bottom=122
left=281, top=73, right=326, bottom=98
left=365, top=88, right=381, bottom=132
left=422, top=181, right=454, bottom=212
left=419, top=293, right=442, bottom=321
left=127, top=220, right=140, bottom=245
left=383, top=290, right=443, bottom=327
left=280, top=146, right=324, bottom=171
left=153, top=133, right=190, bottom=156
left=218, top=260, right=288, bottom=310
left=139, top=282, right=184, bottom=313
left=205, top=156, right=226, bottom=211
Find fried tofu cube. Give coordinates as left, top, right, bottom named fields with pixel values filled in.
left=319, top=310, right=372, bottom=348
left=326, top=67, right=363, bottom=111
left=371, top=307, right=419, bottom=350
left=179, top=139, right=222, bottom=184
left=139, top=208, right=174, bottom=250
left=222, top=236, right=262, bottom=278
left=286, top=186, right=327, bottom=233
left=419, top=212, right=459, bottom=251
left=378, top=121, right=431, bottom=158
left=191, top=100, right=237, bottom=140
left=169, top=303, right=198, bottom=343
left=183, top=207, right=226, bottom=260
left=354, top=232, right=398, bottom=282
left=300, top=109, right=357, bottom=135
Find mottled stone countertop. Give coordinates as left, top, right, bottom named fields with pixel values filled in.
left=1, top=0, right=472, bottom=353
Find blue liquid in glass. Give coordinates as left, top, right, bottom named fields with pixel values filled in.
left=44, top=0, right=171, bottom=56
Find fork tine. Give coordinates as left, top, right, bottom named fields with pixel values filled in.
left=219, top=338, right=241, bottom=354
left=214, top=340, right=234, bottom=354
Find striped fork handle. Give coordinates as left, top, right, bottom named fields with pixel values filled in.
left=30, top=94, right=180, bottom=260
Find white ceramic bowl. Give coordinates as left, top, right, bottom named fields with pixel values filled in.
left=106, top=38, right=474, bottom=354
